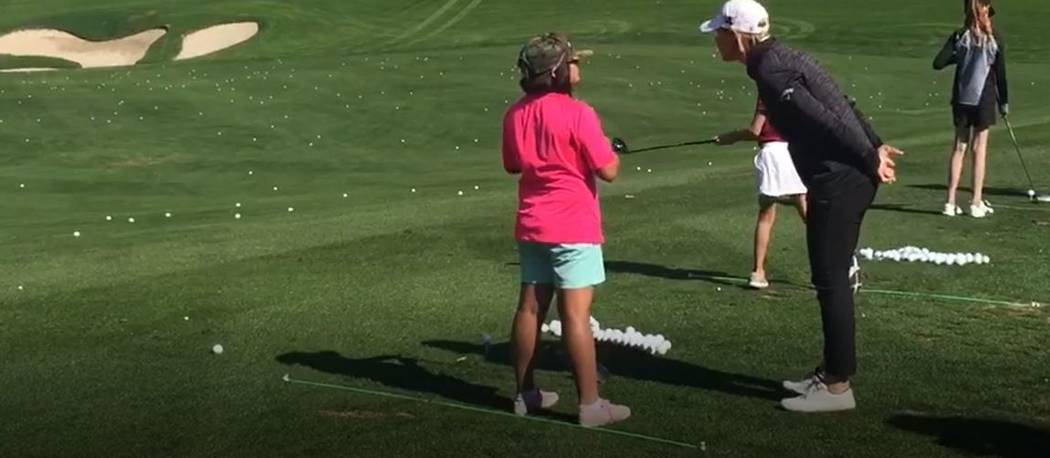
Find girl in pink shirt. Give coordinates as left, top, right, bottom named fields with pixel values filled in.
left=502, top=33, right=629, bottom=427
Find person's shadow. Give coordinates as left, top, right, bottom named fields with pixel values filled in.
left=887, top=413, right=1050, bottom=458
left=909, top=183, right=1030, bottom=199
left=604, top=260, right=809, bottom=290
left=869, top=203, right=943, bottom=216
left=421, top=339, right=784, bottom=401
left=276, top=351, right=511, bottom=411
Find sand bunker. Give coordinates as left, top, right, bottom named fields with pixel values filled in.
left=175, top=22, right=258, bottom=60
left=0, top=28, right=166, bottom=68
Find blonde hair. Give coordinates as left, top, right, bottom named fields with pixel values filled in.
left=738, top=30, right=771, bottom=52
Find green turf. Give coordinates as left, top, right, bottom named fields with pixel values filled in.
left=2, top=0, right=1049, bottom=456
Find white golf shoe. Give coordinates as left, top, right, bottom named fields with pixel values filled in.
left=749, top=272, right=770, bottom=289
left=942, top=203, right=963, bottom=217
left=781, top=381, right=856, bottom=413
left=970, top=201, right=995, bottom=218
left=783, top=368, right=822, bottom=395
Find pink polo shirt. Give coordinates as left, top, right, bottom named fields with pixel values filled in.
left=502, top=93, right=616, bottom=244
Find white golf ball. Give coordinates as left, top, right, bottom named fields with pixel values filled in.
left=235, top=203, right=241, bottom=208
left=474, top=185, right=480, bottom=190
left=128, top=217, right=135, bottom=223
left=19, top=183, right=24, bottom=189
left=457, top=191, right=463, bottom=196
left=73, top=231, right=81, bottom=237
left=105, top=216, right=112, bottom=221
left=273, top=186, right=279, bottom=191
left=212, top=344, right=224, bottom=354
left=411, top=188, right=416, bottom=193
left=342, top=193, right=349, bottom=198
left=1028, top=189, right=1036, bottom=198
left=184, top=316, right=189, bottom=321
left=248, top=170, right=254, bottom=175
left=164, top=212, right=172, bottom=218
left=287, top=207, right=294, bottom=212
left=234, top=213, right=242, bottom=219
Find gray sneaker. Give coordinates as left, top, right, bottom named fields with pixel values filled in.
left=513, top=389, right=559, bottom=416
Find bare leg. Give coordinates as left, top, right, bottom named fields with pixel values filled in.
left=947, top=127, right=971, bottom=206
left=753, top=199, right=777, bottom=278
left=971, top=128, right=990, bottom=204
left=795, top=194, right=808, bottom=222
left=512, top=283, right=555, bottom=393
left=558, top=288, right=599, bottom=405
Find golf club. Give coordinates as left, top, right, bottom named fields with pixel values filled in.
left=1002, top=116, right=1049, bottom=202
left=611, top=137, right=717, bottom=155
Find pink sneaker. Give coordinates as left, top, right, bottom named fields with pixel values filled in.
left=578, top=399, right=631, bottom=427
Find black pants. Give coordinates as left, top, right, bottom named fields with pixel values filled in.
left=806, top=177, right=877, bottom=379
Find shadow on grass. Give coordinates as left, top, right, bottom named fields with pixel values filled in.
left=909, top=183, right=1031, bottom=198
left=869, top=203, right=943, bottom=216
left=887, top=414, right=1050, bottom=458
left=604, top=260, right=809, bottom=290
left=422, top=340, right=783, bottom=401
left=276, top=351, right=513, bottom=412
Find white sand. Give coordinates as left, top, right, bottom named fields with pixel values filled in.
left=0, top=28, right=166, bottom=68
left=175, top=22, right=258, bottom=61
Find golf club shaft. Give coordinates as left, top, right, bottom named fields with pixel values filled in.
left=1004, top=117, right=1037, bottom=189
left=629, top=139, right=716, bottom=154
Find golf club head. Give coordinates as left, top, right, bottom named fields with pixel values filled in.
left=611, top=137, right=629, bottom=154
left=1038, top=194, right=1050, bottom=203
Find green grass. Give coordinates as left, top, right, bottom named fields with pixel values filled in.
left=2, top=0, right=1049, bottom=456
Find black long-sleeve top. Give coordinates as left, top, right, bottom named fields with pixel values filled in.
left=746, top=39, right=883, bottom=194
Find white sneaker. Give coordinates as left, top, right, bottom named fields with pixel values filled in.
left=781, top=382, right=856, bottom=413
left=970, top=201, right=994, bottom=218
left=579, top=399, right=631, bottom=427
left=942, top=203, right=963, bottom=217
left=782, top=368, right=822, bottom=395
left=748, top=272, right=770, bottom=289
left=513, top=389, right=559, bottom=416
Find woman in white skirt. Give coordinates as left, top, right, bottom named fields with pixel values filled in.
left=717, top=98, right=808, bottom=289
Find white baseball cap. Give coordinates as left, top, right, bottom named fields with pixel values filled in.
left=699, top=0, right=771, bottom=35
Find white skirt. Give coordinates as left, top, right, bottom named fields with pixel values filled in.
left=754, top=142, right=807, bottom=197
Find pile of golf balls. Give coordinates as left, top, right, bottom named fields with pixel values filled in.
left=542, top=317, right=672, bottom=355
left=858, top=246, right=990, bottom=266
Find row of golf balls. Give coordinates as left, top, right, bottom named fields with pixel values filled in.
left=858, top=247, right=991, bottom=266
left=542, top=318, right=672, bottom=356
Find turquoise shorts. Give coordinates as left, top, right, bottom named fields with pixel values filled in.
left=518, top=242, right=606, bottom=289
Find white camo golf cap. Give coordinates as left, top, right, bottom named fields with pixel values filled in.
left=699, top=0, right=770, bottom=35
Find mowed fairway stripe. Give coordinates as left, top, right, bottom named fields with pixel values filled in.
left=403, top=0, right=484, bottom=47
left=386, top=0, right=461, bottom=47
